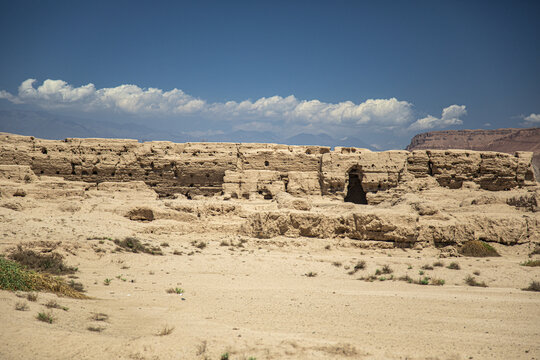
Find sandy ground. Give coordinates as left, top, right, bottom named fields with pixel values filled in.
left=1, top=235, right=539, bottom=360
left=0, top=175, right=539, bottom=360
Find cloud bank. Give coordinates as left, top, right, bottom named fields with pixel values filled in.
left=0, top=78, right=466, bottom=134
left=523, top=113, right=540, bottom=125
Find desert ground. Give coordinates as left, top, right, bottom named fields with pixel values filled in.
left=0, top=165, right=539, bottom=360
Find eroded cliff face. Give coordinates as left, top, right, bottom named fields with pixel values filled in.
left=407, top=127, right=540, bottom=179
left=0, top=132, right=536, bottom=202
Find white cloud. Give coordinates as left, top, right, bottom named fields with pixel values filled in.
left=1, top=78, right=413, bottom=127
left=523, top=113, right=540, bottom=124
left=408, top=104, right=466, bottom=131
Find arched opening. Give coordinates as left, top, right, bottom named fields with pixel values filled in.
left=344, top=168, right=367, bottom=204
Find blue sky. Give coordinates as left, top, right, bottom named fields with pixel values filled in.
left=0, top=0, right=539, bottom=149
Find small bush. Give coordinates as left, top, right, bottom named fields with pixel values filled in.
left=68, top=280, right=85, bottom=292
left=305, top=272, right=317, bottom=277
left=398, top=275, right=413, bottom=283
left=418, top=277, right=430, bottom=285
left=45, top=300, right=68, bottom=311
left=157, top=325, right=175, bottom=336
left=460, top=240, right=500, bottom=257
left=15, top=301, right=29, bottom=311
left=347, top=260, right=366, bottom=275
left=113, top=237, right=163, bottom=255
left=521, top=260, right=540, bottom=267
left=465, top=275, right=487, bottom=287
left=447, top=262, right=461, bottom=270
left=332, top=261, right=342, bottom=267
left=381, top=264, right=393, bottom=274
left=27, top=292, right=38, bottom=302
left=221, top=353, right=230, bottom=360
left=160, top=242, right=169, bottom=247
left=324, top=245, right=331, bottom=250
left=166, top=287, right=184, bottom=294
left=104, top=278, right=112, bottom=286
left=8, top=245, right=77, bottom=275
left=191, top=241, right=207, bottom=250
left=433, top=261, right=444, bottom=267
left=374, top=269, right=382, bottom=275
left=430, top=278, right=445, bottom=286
left=37, top=311, right=54, bottom=324
left=87, top=326, right=104, bottom=332
left=523, top=281, right=540, bottom=292
left=90, top=313, right=109, bottom=321
left=421, top=264, right=434, bottom=270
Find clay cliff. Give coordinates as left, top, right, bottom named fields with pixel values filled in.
left=406, top=127, right=540, bottom=178
left=0, top=132, right=539, bottom=249
left=0, top=132, right=536, bottom=201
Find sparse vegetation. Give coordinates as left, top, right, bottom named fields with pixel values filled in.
left=433, top=261, right=444, bottom=267
left=447, top=262, right=461, bottom=270
left=15, top=301, right=29, bottom=311
left=220, top=353, right=230, bottom=360
left=191, top=240, right=207, bottom=249
left=421, top=264, right=434, bottom=270
left=104, top=278, right=112, bottom=286
left=8, top=245, right=77, bottom=275
left=45, top=300, right=68, bottom=311
left=113, top=237, right=163, bottom=255
left=166, top=287, right=184, bottom=294
left=157, top=325, right=175, bottom=336
left=90, top=312, right=109, bottom=321
left=305, top=272, right=318, bottom=277
left=332, top=261, right=342, bottom=267
left=87, top=325, right=105, bottom=332
left=160, top=242, right=169, bottom=247
left=465, top=275, right=488, bottom=287
left=26, top=292, right=38, bottom=302
left=430, top=278, right=445, bottom=286
left=381, top=264, right=393, bottom=274
left=418, top=270, right=424, bottom=276
left=398, top=275, right=413, bottom=283
left=0, top=256, right=86, bottom=298
left=37, top=311, right=54, bottom=324
left=521, top=260, right=540, bottom=267
left=347, top=260, right=366, bottom=275
left=459, top=240, right=500, bottom=257
left=324, top=245, right=331, bottom=250
left=523, top=281, right=540, bottom=292
left=68, top=280, right=85, bottom=292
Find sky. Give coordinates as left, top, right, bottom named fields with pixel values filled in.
left=0, top=0, right=539, bottom=149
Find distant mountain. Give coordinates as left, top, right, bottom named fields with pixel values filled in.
left=0, top=109, right=370, bottom=149
left=406, top=127, right=540, bottom=180
left=285, top=133, right=370, bottom=148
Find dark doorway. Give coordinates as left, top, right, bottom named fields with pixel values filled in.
left=344, top=170, right=367, bottom=204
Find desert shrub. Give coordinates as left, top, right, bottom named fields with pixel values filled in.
left=87, top=326, right=104, bottom=332
left=459, top=240, right=500, bottom=257
left=521, top=260, right=540, bottom=267
left=0, top=257, right=85, bottom=298
left=305, top=272, right=317, bottom=277
left=220, top=353, right=230, bottom=360
left=68, top=280, right=85, bottom=292
left=166, top=287, right=184, bottom=294
left=421, top=264, right=434, bottom=270
left=8, top=245, right=77, bottom=275
left=433, top=261, right=444, bottom=267
left=45, top=300, right=68, bottom=311
left=430, top=278, right=445, bottom=286
left=347, top=260, right=366, bottom=275
left=398, top=275, right=413, bottom=283
left=15, top=301, right=29, bottom=311
left=26, top=292, right=38, bottom=302
left=191, top=240, right=207, bottom=250
left=90, top=313, right=109, bottom=321
left=157, top=325, right=175, bottom=336
left=523, top=281, right=540, bottom=292
left=465, top=275, right=487, bottom=287
left=113, top=237, right=162, bottom=255
left=381, top=264, right=393, bottom=274
left=332, top=261, right=342, bottom=267
left=447, top=262, right=461, bottom=270
left=37, top=311, right=54, bottom=324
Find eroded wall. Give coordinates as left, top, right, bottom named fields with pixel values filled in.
left=0, top=132, right=536, bottom=200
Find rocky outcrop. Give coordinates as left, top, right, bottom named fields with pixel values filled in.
left=0, top=133, right=536, bottom=203
left=406, top=127, right=540, bottom=179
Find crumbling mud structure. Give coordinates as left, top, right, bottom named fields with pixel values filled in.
left=1, top=132, right=538, bottom=249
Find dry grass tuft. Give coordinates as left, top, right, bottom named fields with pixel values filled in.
left=113, top=237, right=163, bottom=255
left=523, top=281, right=540, bottom=292
left=305, top=271, right=318, bottom=277
left=521, top=260, right=540, bottom=267
left=8, top=245, right=77, bottom=275
left=459, top=240, right=500, bottom=257
left=15, top=301, right=29, bottom=311
left=45, top=299, right=68, bottom=311
left=447, top=262, right=461, bottom=270
left=465, top=275, right=488, bottom=287
left=157, top=325, right=175, bottom=336
left=37, top=310, right=54, bottom=324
